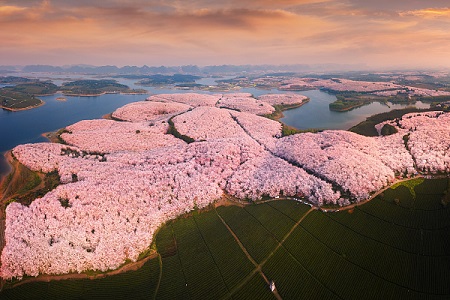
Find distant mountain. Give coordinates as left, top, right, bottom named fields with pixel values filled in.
left=23, top=65, right=64, bottom=72
left=0, top=66, right=18, bottom=71
left=180, top=65, right=201, bottom=74
left=11, top=63, right=368, bottom=75
left=64, top=65, right=95, bottom=73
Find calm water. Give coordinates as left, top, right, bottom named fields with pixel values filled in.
left=0, top=81, right=215, bottom=177
left=0, top=87, right=431, bottom=178
left=0, top=93, right=146, bottom=177
left=281, top=90, right=430, bottom=130
left=195, top=77, right=219, bottom=86
left=195, top=76, right=236, bottom=86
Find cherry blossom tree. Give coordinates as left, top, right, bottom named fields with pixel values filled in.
left=2, top=95, right=449, bottom=280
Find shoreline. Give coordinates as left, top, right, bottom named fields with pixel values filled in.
left=329, top=102, right=367, bottom=112
left=268, top=98, right=310, bottom=121
left=102, top=113, right=113, bottom=120
left=62, top=91, right=147, bottom=97
left=1, top=98, right=448, bottom=290
left=0, top=151, right=13, bottom=192
left=0, top=151, right=19, bottom=203
left=0, top=90, right=147, bottom=112
left=0, top=99, right=45, bottom=112
left=40, top=131, right=58, bottom=143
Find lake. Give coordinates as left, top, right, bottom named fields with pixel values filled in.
left=0, top=93, right=146, bottom=177
left=0, top=80, right=218, bottom=178
left=280, top=90, right=430, bottom=130
left=0, top=85, right=431, bottom=179
left=195, top=76, right=236, bottom=86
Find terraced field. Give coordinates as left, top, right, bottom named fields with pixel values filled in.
left=2, top=179, right=449, bottom=299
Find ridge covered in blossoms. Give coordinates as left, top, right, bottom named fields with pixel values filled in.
left=280, top=78, right=450, bottom=97
left=2, top=93, right=449, bottom=280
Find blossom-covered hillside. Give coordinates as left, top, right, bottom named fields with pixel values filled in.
left=376, top=111, right=450, bottom=173
left=111, top=101, right=191, bottom=122
left=280, top=78, right=450, bottom=97
left=1, top=93, right=449, bottom=280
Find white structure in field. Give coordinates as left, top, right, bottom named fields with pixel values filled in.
left=270, top=281, right=276, bottom=292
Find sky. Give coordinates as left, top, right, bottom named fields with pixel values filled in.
left=1, top=0, right=450, bottom=69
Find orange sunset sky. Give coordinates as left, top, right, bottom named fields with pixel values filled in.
left=1, top=0, right=450, bottom=69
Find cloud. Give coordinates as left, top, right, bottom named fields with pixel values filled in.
left=399, top=7, right=450, bottom=18
left=345, top=0, right=450, bottom=11
left=1, top=0, right=331, bottom=13
left=1, top=0, right=450, bottom=68
left=0, top=0, right=331, bottom=65
left=0, top=5, right=25, bottom=14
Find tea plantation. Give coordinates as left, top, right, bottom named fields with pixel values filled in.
left=2, top=179, right=449, bottom=299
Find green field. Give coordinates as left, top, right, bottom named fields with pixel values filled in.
left=2, top=179, right=450, bottom=299
left=0, top=258, right=160, bottom=300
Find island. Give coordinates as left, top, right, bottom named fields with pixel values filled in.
left=1, top=93, right=449, bottom=299
left=207, top=72, right=450, bottom=111
left=119, top=74, right=237, bottom=92
left=133, top=74, right=201, bottom=87
left=0, top=79, right=147, bottom=111
left=59, top=79, right=147, bottom=96
left=0, top=76, right=34, bottom=85
left=281, top=77, right=450, bottom=111
left=0, top=81, right=58, bottom=111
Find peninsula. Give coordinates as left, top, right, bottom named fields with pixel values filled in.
left=1, top=92, right=449, bottom=299
left=60, top=80, right=147, bottom=97
left=0, top=81, right=57, bottom=111
left=1, top=92, right=449, bottom=280
left=0, top=79, right=147, bottom=111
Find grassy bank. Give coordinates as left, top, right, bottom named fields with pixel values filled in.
left=349, top=107, right=439, bottom=136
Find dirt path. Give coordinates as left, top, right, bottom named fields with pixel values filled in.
left=7, top=252, right=158, bottom=289
left=216, top=208, right=284, bottom=300
left=259, top=207, right=314, bottom=268
left=0, top=152, right=14, bottom=202
left=0, top=150, right=433, bottom=294
left=215, top=193, right=246, bottom=208
left=102, top=113, right=113, bottom=120
left=0, top=152, right=46, bottom=204
left=324, top=175, right=425, bottom=213
left=1, top=151, right=158, bottom=290
left=153, top=254, right=163, bottom=300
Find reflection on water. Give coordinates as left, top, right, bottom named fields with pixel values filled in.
left=280, top=90, right=430, bottom=130
left=0, top=85, right=432, bottom=181
left=0, top=93, right=149, bottom=180
left=195, top=76, right=236, bottom=86
left=0, top=83, right=214, bottom=181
